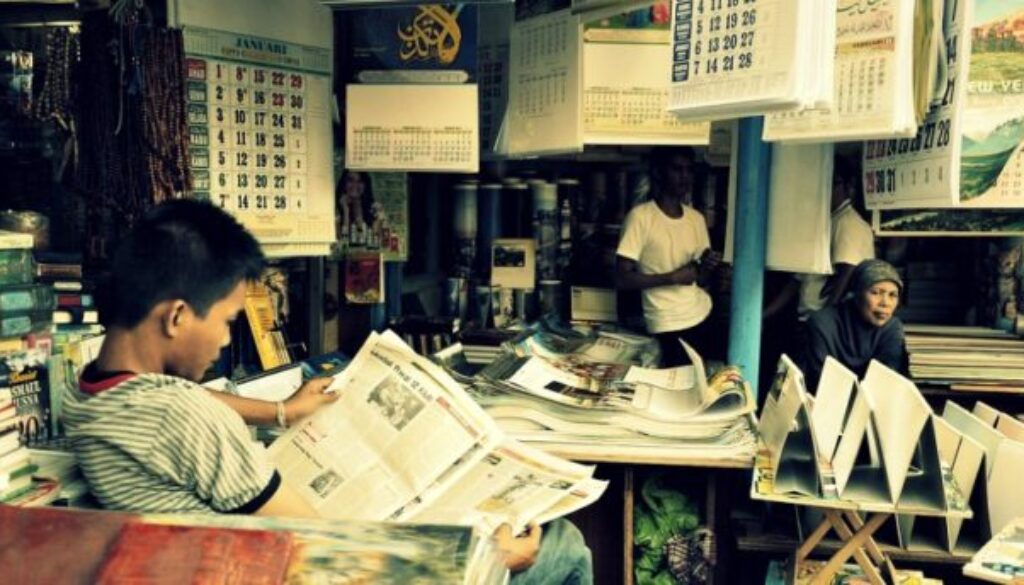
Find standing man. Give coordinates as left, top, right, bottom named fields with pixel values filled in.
left=616, top=147, right=721, bottom=367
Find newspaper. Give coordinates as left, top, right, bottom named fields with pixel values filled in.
left=963, top=517, right=1024, bottom=583
left=270, top=331, right=606, bottom=533
left=482, top=338, right=754, bottom=424
left=406, top=439, right=597, bottom=534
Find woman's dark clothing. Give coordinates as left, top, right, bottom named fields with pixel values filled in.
left=800, top=300, right=907, bottom=392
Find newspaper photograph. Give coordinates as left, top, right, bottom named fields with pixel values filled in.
left=270, top=332, right=498, bottom=521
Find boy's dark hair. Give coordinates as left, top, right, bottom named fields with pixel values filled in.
left=100, top=199, right=265, bottom=328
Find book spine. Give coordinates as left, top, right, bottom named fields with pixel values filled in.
left=35, top=264, right=83, bottom=280
left=0, top=231, right=33, bottom=250
left=55, top=293, right=94, bottom=308
left=52, top=308, right=98, bottom=325
left=0, top=250, right=35, bottom=286
left=0, top=285, right=56, bottom=313
left=0, top=311, right=51, bottom=338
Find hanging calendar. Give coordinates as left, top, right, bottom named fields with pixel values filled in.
left=181, top=26, right=335, bottom=248
left=862, top=0, right=971, bottom=209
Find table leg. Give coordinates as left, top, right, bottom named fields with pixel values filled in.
left=823, top=511, right=884, bottom=585
left=794, top=516, right=833, bottom=564
left=807, top=513, right=890, bottom=585
left=624, top=467, right=634, bottom=585
left=842, top=510, right=899, bottom=582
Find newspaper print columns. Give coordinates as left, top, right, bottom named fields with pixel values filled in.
left=728, top=117, right=771, bottom=398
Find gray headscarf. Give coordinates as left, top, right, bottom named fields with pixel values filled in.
left=849, top=259, right=903, bottom=298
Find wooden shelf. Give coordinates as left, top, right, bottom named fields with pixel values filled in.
left=736, top=534, right=971, bottom=565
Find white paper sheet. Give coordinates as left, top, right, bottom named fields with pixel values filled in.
left=811, top=357, right=856, bottom=462
left=765, top=143, right=833, bottom=273
left=860, top=360, right=932, bottom=502
left=507, top=9, right=584, bottom=155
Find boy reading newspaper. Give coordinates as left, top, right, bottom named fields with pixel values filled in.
left=63, top=200, right=592, bottom=583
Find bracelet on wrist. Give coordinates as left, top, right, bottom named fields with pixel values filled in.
left=275, top=401, right=288, bottom=428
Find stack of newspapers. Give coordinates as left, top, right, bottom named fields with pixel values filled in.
left=435, top=327, right=757, bottom=463
left=268, top=330, right=608, bottom=537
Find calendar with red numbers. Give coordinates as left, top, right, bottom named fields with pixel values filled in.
left=182, top=26, right=335, bottom=248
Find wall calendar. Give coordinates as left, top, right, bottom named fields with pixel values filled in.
left=182, top=26, right=335, bottom=248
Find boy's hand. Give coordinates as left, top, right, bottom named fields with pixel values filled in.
left=493, top=523, right=542, bottom=573
left=284, top=378, right=339, bottom=424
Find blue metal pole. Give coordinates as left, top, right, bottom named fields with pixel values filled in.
left=385, top=261, right=403, bottom=323
left=371, top=261, right=403, bottom=332
left=728, top=117, right=771, bottom=398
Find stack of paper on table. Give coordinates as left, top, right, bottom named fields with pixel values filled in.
left=724, top=131, right=833, bottom=275
left=269, top=330, right=608, bottom=535
left=765, top=143, right=834, bottom=274
left=963, top=516, right=1024, bottom=584
left=454, top=330, right=756, bottom=462
left=763, top=0, right=921, bottom=142
left=667, top=0, right=836, bottom=121
left=903, top=324, right=1024, bottom=387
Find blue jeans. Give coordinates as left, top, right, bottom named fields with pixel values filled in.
left=510, top=519, right=593, bottom=585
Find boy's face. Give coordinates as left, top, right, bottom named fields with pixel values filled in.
left=169, top=281, right=247, bottom=381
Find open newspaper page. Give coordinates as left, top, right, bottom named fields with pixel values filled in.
left=532, top=478, right=611, bottom=525
left=405, top=438, right=602, bottom=534
left=508, top=326, right=659, bottom=366
left=269, top=332, right=501, bottom=521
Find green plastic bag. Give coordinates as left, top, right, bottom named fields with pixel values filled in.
left=633, top=474, right=700, bottom=585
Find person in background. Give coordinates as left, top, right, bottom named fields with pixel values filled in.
left=63, top=200, right=591, bottom=584
left=799, top=259, right=908, bottom=392
left=616, top=146, right=721, bottom=367
left=760, top=154, right=875, bottom=396
left=763, top=154, right=876, bottom=325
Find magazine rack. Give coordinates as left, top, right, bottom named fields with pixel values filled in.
left=751, top=449, right=971, bottom=585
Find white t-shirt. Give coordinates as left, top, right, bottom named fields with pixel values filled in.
left=797, top=200, right=875, bottom=319
left=617, top=201, right=712, bottom=333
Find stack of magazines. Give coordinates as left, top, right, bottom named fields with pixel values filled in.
left=435, top=326, right=757, bottom=463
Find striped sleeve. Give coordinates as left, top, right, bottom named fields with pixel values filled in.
left=148, top=388, right=279, bottom=513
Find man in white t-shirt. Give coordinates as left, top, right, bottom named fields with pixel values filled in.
left=616, top=147, right=721, bottom=367
left=764, top=155, right=875, bottom=324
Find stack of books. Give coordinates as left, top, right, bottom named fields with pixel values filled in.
left=0, top=424, right=36, bottom=504
left=35, top=251, right=101, bottom=341
left=0, top=231, right=52, bottom=354
left=904, top=324, right=1024, bottom=389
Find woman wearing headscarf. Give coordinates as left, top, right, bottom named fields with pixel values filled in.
left=799, top=259, right=908, bottom=392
